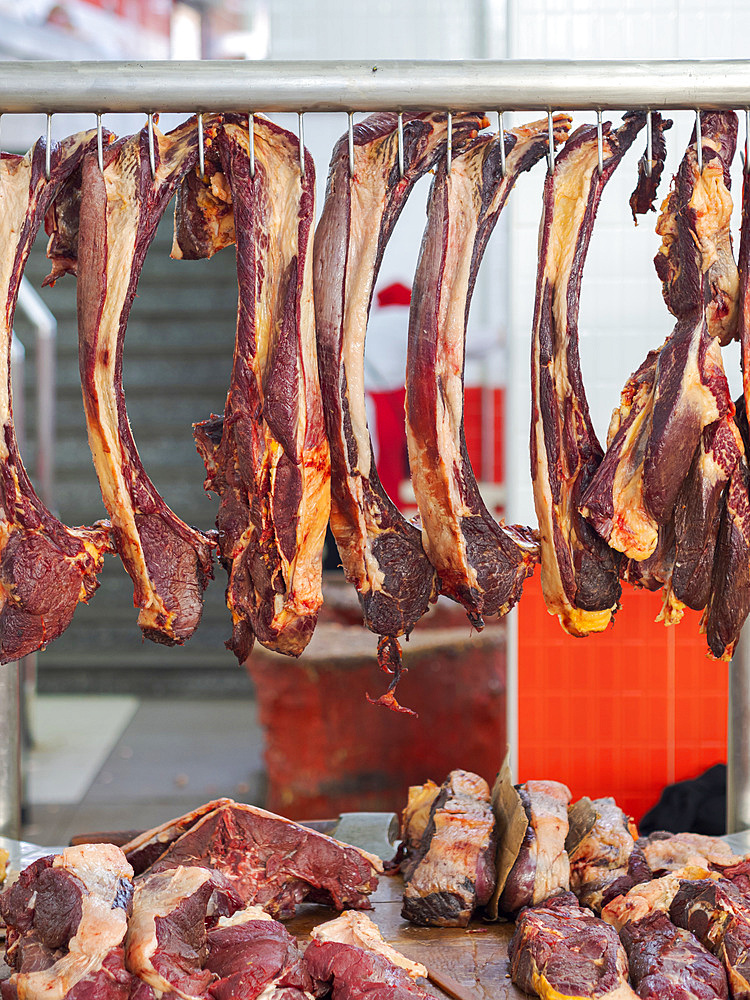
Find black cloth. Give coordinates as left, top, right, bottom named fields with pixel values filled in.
left=639, top=764, right=726, bottom=837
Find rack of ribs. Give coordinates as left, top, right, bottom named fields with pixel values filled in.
left=0, top=130, right=111, bottom=662
left=183, top=116, right=329, bottom=661
left=530, top=114, right=649, bottom=637
left=76, top=116, right=218, bottom=645
left=405, top=117, right=572, bottom=623
left=313, top=111, right=485, bottom=708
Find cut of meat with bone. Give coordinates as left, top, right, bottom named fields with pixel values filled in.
left=76, top=116, right=217, bottom=644
left=620, top=910, right=729, bottom=999
left=581, top=113, right=739, bottom=563
left=499, top=780, right=571, bottom=914
left=314, top=112, right=485, bottom=704
left=0, top=132, right=112, bottom=663
left=184, top=117, right=329, bottom=660
left=303, top=940, right=431, bottom=1000
left=530, top=115, right=648, bottom=636
left=0, top=844, right=139, bottom=1000
left=401, top=770, right=496, bottom=927
left=508, top=892, right=638, bottom=999
left=121, top=799, right=381, bottom=919
left=406, top=117, right=571, bottom=621
left=566, top=797, right=650, bottom=913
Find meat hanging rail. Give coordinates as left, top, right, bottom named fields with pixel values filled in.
left=1, top=57, right=750, bottom=843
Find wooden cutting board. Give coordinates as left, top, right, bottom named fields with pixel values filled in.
left=286, top=872, right=527, bottom=1000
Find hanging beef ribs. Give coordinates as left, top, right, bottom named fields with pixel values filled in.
left=185, top=116, right=329, bottom=661
left=498, top=780, right=572, bottom=914
left=406, top=117, right=571, bottom=623
left=530, top=114, right=649, bottom=637
left=566, top=797, right=650, bottom=913
left=76, top=116, right=217, bottom=645
left=121, top=798, right=380, bottom=918
left=401, top=769, right=496, bottom=927
left=581, top=113, right=739, bottom=572
left=0, top=131, right=112, bottom=663
left=314, top=111, right=485, bottom=709
left=620, top=910, right=729, bottom=999
left=508, top=891, right=638, bottom=999
left=670, top=878, right=750, bottom=996
left=0, top=844, right=140, bottom=1000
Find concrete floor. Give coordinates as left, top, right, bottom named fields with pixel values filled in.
left=21, top=694, right=266, bottom=847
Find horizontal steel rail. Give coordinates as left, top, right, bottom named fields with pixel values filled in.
left=0, top=60, right=749, bottom=114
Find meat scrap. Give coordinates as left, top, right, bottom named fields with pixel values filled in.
left=0, top=131, right=112, bottom=663
left=639, top=831, right=745, bottom=875
left=76, top=115, right=218, bottom=645
left=185, top=116, right=329, bottom=661
left=530, top=115, right=649, bottom=637
left=602, top=870, right=711, bottom=932
left=508, top=891, right=638, bottom=999
left=121, top=798, right=381, bottom=918
left=581, top=112, right=739, bottom=574
left=566, top=797, right=650, bottom=913
left=388, top=779, right=440, bottom=875
left=620, top=910, right=729, bottom=999
left=670, top=878, right=750, bottom=997
left=0, top=843, right=139, bottom=1000
left=401, top=769, right=496, bottom=927
left=498, top=779, right=571, bottom=915
left=310, top=911, right=427, bottom=980
left=304, top=940, right=431, bottom=1000
left=406, top=117, right=571, bottom=623
left=314, top=112, right=486, bottom=709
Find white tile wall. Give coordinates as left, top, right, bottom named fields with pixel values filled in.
left=504, top=0, right=749, bottom=523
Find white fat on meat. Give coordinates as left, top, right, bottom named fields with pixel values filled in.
left=124, top=865, right=213, bottom=999
left=311, top=910, right=427, bottom=980
left=601, top=869, right=713, bottom=932
left=526, top=780, right=571, bottom=903
left=12, top=844, right=133, bottom=1000
left=642, top=832, right=744, bottom=872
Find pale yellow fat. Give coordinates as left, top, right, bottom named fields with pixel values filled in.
left=532, top=141, right=616, bottom=636
left=532, top=971, right=638, bottom=1000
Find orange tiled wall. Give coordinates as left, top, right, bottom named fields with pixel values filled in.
left=516, top=574, right=728, bottom=822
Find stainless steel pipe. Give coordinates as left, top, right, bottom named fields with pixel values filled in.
left=0, top=60, right=750, bottom=114
left=728, top=630, right=750, bottom=833
left=0, top=661, right=21, bottom=839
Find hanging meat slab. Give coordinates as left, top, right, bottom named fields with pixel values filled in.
left=121, top=798, right=381, bottom=919
left=0, top=131, right=112, bottom=663
left=183, top=116, right=329, bottom=661
left=313, top=111, right=485, bottom=707
left=508, top=891, right=638, bottom=999
left=530, top=114, right=648, bottom=637
left=406, top=117, right=571, bottom=622
left=76, top=116, right=217, bottom=645
left=581, top=112, right=739, bottom=565
left=0, top=843, right=140, bottom=1000
left=401, top=769, right=496, bottom=927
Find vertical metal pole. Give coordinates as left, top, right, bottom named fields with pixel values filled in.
left=0, top=662, right=21, bottom=839
left=727, top=630, right=750, bottom=832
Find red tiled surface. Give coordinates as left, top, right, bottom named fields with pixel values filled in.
left=517, top=574, right=727, bottom=822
